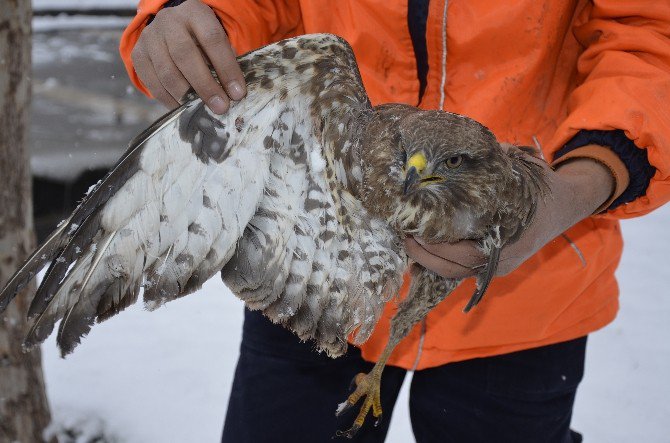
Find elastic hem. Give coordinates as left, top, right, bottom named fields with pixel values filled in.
left=554, top=130, right=655, bottom=211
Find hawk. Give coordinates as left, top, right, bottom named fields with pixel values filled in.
left=0, top=34, right=547, bottom=437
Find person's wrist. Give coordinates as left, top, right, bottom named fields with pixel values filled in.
left=554, top=157, right=615, bottom=220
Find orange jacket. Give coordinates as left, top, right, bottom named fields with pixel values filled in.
left=120, top=0, right=670, bottom=370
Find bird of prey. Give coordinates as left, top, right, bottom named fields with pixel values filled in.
left=0, top=34, right=547, bottom=437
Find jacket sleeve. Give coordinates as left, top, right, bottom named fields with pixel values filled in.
left=119, top=0, right=304, bottom=96
left=547, top=1, right=670, bottom=219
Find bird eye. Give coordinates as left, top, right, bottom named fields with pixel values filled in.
left=445, top=155, right=463, bottom=168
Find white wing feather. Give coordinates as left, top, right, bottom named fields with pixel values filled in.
left=0, top=34, right=405, bottom=357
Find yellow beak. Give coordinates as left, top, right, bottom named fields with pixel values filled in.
left=404, top=152, right=428, bottom=195
left=404, top=152, right=444, bottom=195
left=406, top=152, right=427, bottom=174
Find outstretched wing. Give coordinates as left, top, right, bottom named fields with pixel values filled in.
left=0, top=34, right=405, bottom=357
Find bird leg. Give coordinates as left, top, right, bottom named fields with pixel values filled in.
left=336, top=270, right=457, bottom=438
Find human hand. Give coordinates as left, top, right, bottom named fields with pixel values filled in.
left=404, top=155, right=615, bottom=278
left=131, top=0, right=246, bottom=114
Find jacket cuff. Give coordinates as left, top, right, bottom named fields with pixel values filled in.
left=553, top=130, right=655, bottom=212
left=551, top=144, right=629, bottom=214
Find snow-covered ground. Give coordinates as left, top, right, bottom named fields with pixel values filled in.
left=41, top=204, right=670, bottom=442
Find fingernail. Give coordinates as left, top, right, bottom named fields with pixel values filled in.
left=208, top=95, right=228, bottom=114
left=227, top=81, right=245, bottom=101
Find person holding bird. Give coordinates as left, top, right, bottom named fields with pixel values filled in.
left=0, top=0, right=670, bottom=442
left=86, top=0, right=670, bottom=441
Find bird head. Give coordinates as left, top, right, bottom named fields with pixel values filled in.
left=361, top=105, right=515, bottom=243
left=398, top=110, right=503, bottom=195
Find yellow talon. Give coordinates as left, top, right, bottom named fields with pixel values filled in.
left=372, top=398, right=383, bottom=418
left=335, top=371, right=383, bottom=438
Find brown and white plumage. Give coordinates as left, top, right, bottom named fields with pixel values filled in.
left=0, top=34, right=547, bottom=431
left=0, top=34, right=407, bottom=357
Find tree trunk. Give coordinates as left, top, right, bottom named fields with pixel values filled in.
left=0, top=1, right=53, bottom=441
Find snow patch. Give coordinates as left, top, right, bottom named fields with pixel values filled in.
left=86, top=180, right=102, bottom=196
left=68, top=223, right=80, bottom=235
left=44, top=409, right=120, bottom=443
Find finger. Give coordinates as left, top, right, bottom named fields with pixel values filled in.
left=413, top=238, right=486, bottom=269
left=147, top=36, right=192, bottom=105
left=166, top=28, right=231, bottom=114
left=404, top=238, right=478, bottom=279
left=186, top=6, right=246, bottom=100
left=132, top=43, right=179, bottom=108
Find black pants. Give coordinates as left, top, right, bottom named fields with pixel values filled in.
left=222, top=309, right=586, bottom=443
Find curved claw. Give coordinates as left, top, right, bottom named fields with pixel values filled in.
left=463, top=245, right=501, bottom=312
left=374, top=413, right=383, bottom=427
left=335, top=424, right=362, bottom=439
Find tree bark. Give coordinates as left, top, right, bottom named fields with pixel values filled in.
left=0, top=1, right=53, bottom=441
